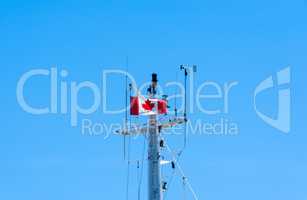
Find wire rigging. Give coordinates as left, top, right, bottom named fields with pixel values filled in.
left=162, top=164, right=176, bottom=200
left=165, top=142, right=200, bottom=200
left=137, top=135, right=146, bottom=200
left=183, top=176, right=188, bottom=200
left=125, top=57, right=133, bottom=200
left=125, top=137, right=131, bottom=200
left=124, top=57, right=129, bottom=160
left=174, top=70, right=179, bottom=117
left=184, top=67, right=188, bottom=150
left=122, top=70, right=199, bottom=200
left=178, top=65, right=197, bottom=158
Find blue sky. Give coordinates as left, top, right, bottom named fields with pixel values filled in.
left=1, top=0, right=307, bottom=200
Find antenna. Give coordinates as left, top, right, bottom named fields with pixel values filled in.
left=116, top=71, right=197, bottom=200
left=174, top=71, right=178, bottom=117
left=124, top=57, right=128, bottom=160
left=180, top=65, right=197, bottom=151
left=124, top=57, right=131, bottom=200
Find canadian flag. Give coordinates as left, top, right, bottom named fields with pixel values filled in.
left=130, top=96, right=167, bottom=116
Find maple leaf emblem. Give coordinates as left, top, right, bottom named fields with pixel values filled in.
left=142, top=99, right=154, bottom=111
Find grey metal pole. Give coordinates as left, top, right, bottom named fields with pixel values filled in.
left=148, top=113, right=162, bottom=200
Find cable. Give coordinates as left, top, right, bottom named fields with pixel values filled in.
left=124, top=57, right=129, bottom=160
left=161, top=137, right=186, bottom=200
left=165, top=142, right=200, bottom=200
left=174, top=70, right=178, bottom=117
left=178, top=65, right=189, bottom=157
left=183, top=68, right=188, bottom=150
left=125, top=65, right=132, bottom=200
left=137, top=135, right=146, bottom=200
left=183, top=176, right=187, bottom=200
left=162, top=168, right=176, bottom=200
left=125, top=135, right=131, bottom=200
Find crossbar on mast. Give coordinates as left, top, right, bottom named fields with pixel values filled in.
left=117, top=73, right=187, bottom=200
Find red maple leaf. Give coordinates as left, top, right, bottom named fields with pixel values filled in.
left=142, top=99, right=154, bottom=111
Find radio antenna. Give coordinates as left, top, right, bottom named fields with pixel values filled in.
left=174, top=71, right=178, bottom=117
left=180, top=65, right=197, bottom=152
left=124, top=57, right=129, bottom=160
left=116, top=71, right=198, bottom=200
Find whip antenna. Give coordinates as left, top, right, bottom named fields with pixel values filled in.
left=180, top=65, right=197, bottom=152
left=174, top=71, right=178, bottom=117
left=124, top=57, right=133, bottom=200
left=124, top=57, right=129, bottom=160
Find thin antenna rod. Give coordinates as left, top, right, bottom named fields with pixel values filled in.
left=124, top=57, right=128, bottom=160
left=184, top=68, right=188, bottom=149
left=125, top=57, right=132, bottom=200
left=174, top=71, right=178, bottom=117
left=179, top=65, right=188, bottom=152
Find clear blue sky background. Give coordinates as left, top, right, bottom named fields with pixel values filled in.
left=1, top=0, right=307, bottom=200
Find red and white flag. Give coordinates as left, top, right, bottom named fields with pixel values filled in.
left=130, top=96, right=167, bottom=116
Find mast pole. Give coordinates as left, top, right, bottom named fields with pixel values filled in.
left=148, top=73, right=162, bottom=200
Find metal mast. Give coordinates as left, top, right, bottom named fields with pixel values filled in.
left=117, top=72, right=186, bottom=200
left=147, top=73, right=162, bottom=200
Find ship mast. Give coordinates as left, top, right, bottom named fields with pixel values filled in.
left=147, top=73, right=162, bottom=200
left=117, top=72, right=187, bottom=200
